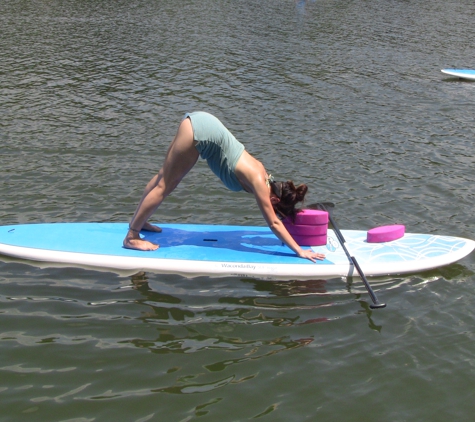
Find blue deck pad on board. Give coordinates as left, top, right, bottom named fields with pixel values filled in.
left=0, top=223, right=322, bottom=265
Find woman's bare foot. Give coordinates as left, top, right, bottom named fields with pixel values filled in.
left=123, top=230, right=159, bottom=251
left=142, top=222, right=162, bottom=232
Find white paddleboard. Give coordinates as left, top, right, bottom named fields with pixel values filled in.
left=0, top=223, right=473, bottom=280
left=441, top=68, right=475, bottom=80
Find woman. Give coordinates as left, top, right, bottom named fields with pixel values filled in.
left=123, top=112, right=325, bottom=263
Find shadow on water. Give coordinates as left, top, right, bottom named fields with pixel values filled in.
left=441, top=77, right=475, bottom=83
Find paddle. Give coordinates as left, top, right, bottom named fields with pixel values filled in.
left=308, top=202, right=386, bottom=309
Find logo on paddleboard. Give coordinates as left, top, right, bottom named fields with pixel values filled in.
left=326, top=236, right=339, bottom=252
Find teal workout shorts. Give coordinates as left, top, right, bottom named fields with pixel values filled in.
left=185, top=111, right=245, bottom=192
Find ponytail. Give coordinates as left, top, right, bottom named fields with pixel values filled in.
left=272, top=180, right=308, bottom=222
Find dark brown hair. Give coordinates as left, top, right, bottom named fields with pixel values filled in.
left=271, top=180, right=308, bottom=222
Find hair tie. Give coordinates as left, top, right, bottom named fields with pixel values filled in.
left=265, top=174, right=275, bottom=187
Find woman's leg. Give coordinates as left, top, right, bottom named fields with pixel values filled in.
left=129, top=169, right=164, bottom=233
left=124, top=117, right=199, bottom=251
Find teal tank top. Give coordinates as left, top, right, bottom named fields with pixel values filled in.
left=185, top=112, right=245, bottom=192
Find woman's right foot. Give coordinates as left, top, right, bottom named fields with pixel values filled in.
left=123, top=232, right=159, bottom=251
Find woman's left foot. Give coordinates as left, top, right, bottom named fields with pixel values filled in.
left=142, top=221, right=162, bottom=233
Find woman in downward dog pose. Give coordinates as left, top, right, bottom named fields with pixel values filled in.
left=123, top=111, right=325, bottom=262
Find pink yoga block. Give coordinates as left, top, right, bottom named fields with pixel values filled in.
left=284, top=209, right=329, bottom=225
left=283, top=222, right=328, bottom=236
left=367, top=225, right=405, bottom=243
left=291, top=233, right=327, bottom=246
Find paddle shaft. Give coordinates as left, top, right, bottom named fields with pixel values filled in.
left=323, top=207, right=386, bottom=309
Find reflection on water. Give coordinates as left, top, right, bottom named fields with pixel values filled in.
left=294, top=0, right=317, bottom=28
left=1, top=256, right=475, bottom=419
left=127, top=270, right=389, bottom=340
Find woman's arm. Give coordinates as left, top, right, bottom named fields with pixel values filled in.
left=253, top=184, right=326, bottom=262
left=235, top=151, right=325, bottom=262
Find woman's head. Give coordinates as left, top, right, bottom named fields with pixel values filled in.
left=270, top=180, right=308, bottom=222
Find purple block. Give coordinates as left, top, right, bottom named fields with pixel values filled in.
left=292, top=233, right=328, bottom=246
left=283, top=222, right=328, bottom=236
left=284, top=209, right=329, bottom=225
left=367, top=225, right=405, bottom=243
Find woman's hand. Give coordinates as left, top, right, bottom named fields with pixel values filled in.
left=298, top=249, right=326, bottom=263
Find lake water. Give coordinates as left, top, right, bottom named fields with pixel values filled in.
left=1, top=0, right=475, bottom=420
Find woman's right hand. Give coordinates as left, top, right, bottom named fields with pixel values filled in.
left=298, top=249, right=325, bottom=263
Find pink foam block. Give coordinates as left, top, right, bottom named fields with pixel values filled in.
left=367, top=225, right=405, bottom=243
left=283, top=222, right=328, bottom=236
left=284, top=209, right=329, bottom=225
left=291, top=233, right=327, bottom=246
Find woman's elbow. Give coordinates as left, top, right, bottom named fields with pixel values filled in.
left=268, top=219, right=282, bottom=231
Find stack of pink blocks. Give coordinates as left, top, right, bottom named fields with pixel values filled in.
left=283, top=209, right=329, bottom=246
